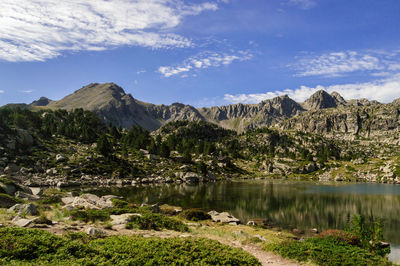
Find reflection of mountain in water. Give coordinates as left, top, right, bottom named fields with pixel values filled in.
left=89, top=180, right=400, bottom=244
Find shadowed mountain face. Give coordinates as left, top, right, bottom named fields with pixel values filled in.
left=27, top=83, right=400, bottom=138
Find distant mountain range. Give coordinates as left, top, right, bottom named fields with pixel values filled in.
left=6, top=83, right=400, bottom=139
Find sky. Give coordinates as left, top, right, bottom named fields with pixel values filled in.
left=0, top=0, right=400, bottom=107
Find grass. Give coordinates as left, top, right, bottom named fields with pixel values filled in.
left=0, top=227, right=260, bottom=265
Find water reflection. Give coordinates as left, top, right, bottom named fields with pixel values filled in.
left=89, top=180, right=400, bottom=244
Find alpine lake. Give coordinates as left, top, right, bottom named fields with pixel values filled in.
left=84, top=179, right=400, bottom=263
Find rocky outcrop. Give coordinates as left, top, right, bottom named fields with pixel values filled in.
left=279, top=103, right=400, bottom=140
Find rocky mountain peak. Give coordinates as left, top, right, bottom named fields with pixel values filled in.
left=303, top=90, right=338, bottom=110
left=266, top=94, right=304, bottom=117
left=392, top=98, right=400, bottom=106
left=30, top=96, right=52, bottom=107
left=330, top=91, right=347, bottom=106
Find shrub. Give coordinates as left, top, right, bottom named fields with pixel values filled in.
left=267, top=237, right=390, bottom=265
left=180, top=209, right=211, bottom=221
left=126, top=213, right=188, bottom=232
left=111, top=198, right=129, bottom=208
left=317, top=229, right=360, bottom=246
left=0, top=227, right=260, bottom=265
left=69, top=209, right=110, bottom=223
left=39, top=195, right=62, bottom=205
left=346, top=215, right=391, bottom=257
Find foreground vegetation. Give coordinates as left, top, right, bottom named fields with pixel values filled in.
left=0, top=227, right=260, bottom=265
left=266, top=215, right=392, bottom=265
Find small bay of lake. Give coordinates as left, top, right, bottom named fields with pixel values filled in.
left=88, top=179, right=400, bottom=260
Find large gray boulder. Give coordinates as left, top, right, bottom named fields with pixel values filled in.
left=208, top=211, right=241, bottom=225
left=4, top=164, right=19, bottom=174
left=61, top=194, right=116, bottom=210
left=0, top=181, right=17, bottom=195
left=0, top=194, right=18, bottom=208
left=8, top=203, right=39, bottom=216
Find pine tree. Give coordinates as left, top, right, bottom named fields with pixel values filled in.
left=97, top=133, right=112, bottom=157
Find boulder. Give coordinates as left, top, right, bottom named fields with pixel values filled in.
left=61, top=194, right=115, bottom=210
left=56, top=154, right=67, bottom=162
left=85, top=227, right=107, bottom=237
left=0, top=181, right=17, bottom=195
left=4, top=164, right=19, bottom=174
left=13, top=217, right=34, bottom=227
left=208, top=211, right=240, bottom=224
left=247, top=220, right=257, bottom=226
left=111, top=213, right=141, bottom=226
left=183, top=172, right=200, bottom=183
left=8, top=203, right=39, bottom=216
left=0, top=193, right=18, bottom=208
left=15, top=191, right=40, bottom=201
left=16, top=129, right=34, bottom=147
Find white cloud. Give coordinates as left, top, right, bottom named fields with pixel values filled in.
left=136, top=70, right=146, bottom=75
left=288, top=0, right=316, bottom=10
left=0, top=90, right=4, bottom=94
left=0, top=0, right=218, bottom=62
left=22, top=90, right=33, bottom=93
left=293, top=50, right=400, bottom=77
left=158, top=50, right=253, bottom=77
left=224, top=73, right=400, bottom=104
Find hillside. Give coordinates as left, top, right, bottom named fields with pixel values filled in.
left=0, top=107, right=399, bottom=189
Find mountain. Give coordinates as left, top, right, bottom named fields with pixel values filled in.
left=35, top=83, right=305, bottom=132
left=26, top=83, right=400, bottom=139
left=44, top=83, right=203, bottom=131
left=30, top=97, right=53, bottom=107
left=302, top=90, right=344, bottom=110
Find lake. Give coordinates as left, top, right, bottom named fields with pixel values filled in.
left=87, top=180, right=400, bottom=262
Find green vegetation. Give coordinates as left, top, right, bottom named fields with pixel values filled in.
left=180, top=209, right=211, bottom=221
left=0, top=227, right=260, bottom=265
left=69, top=209, right=111, bottom=223
left=268, top=236, right=390, bottom=265
left=126, top=213, right=188, bottom=232
left=266, top=215, right=391, bottom=265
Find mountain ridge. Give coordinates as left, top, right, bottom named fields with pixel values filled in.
left=19, top=83, right=400, bottom=138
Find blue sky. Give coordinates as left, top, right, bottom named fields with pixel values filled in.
left=0, top=0, right=399, bottom=107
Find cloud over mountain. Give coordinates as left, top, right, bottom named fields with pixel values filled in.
left=224, top=73, right=400, bottom=104
left=158, top=50, right=253, bottom=77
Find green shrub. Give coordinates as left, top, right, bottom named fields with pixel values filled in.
left=39, top=195, right=62, bottom=205
left=346, top=215, right=391, bottom=257
left=111, top=198, right=129, bottom=208
left=180, top=209, right=211, bottom=221
left=69, top=209, right=110, bottom=223
left=0, top=227, right=260, bottom=265
left=317, top=229, right=360, bottom=245
left=267, top=236, right=390, bottom=265
left=126, top=213, right=188, bottom=232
